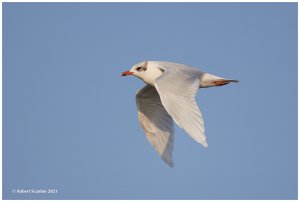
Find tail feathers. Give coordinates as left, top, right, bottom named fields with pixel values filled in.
left=213, top=79, right=239, bottom=86
left=227, top=79, right=239, bottom=83
left=200, top=73, right=238, bottom=88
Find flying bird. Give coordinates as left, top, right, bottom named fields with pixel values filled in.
left=122, top=61, right=238, bottom=167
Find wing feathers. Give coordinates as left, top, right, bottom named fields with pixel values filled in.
left=154, top=70, right=208, bottom=147
left=136, top=85, right=175, bottom=167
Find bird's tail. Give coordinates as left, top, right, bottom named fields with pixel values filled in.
left=213, top=79, right=239, bottom=86
left=200, top=73, right=239, bottom=88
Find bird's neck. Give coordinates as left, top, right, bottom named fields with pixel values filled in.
left=142, top=67, right=163, bottom=86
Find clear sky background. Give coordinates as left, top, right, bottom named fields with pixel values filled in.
left=3, top=3, right=297, bottom=200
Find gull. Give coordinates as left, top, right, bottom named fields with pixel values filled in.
left=122, top=61, right=238, bottom=167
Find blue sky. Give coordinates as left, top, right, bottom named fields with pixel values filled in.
left=3, top=3, right=297, bottom=199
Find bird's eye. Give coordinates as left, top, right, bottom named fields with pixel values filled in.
left=136, top=66, right=143, bottom=71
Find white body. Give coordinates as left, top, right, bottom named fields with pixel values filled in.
left=124, top=61, right=237, bottom=167
left=132, top=61, right=225, bottom=87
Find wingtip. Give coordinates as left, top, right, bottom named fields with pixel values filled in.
left=162, top=157, right=174, bottom=168
left=164, top=159, right=174, bottom=167
left=202, top=141, right=208, bottom=148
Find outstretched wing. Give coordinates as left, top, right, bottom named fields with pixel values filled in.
left=154, top=68, right=208, bottom=147
left=136, top=85, right=175, bottom=167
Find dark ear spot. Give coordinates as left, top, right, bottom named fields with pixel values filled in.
left=159, top=68, right=165, bottom=73
left=136, top=66, right=143, bottom=71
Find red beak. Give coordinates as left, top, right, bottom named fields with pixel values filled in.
left=122, top=71, right=133, bottom=76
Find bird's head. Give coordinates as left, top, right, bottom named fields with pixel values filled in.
left=122, top=61, right=148, bottom=78
left=122, top=61, right=164, bottom=86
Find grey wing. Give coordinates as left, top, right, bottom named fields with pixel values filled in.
left=136, top=85, right=175, bottom=167
left=154, top=68, right=208, bottom=147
